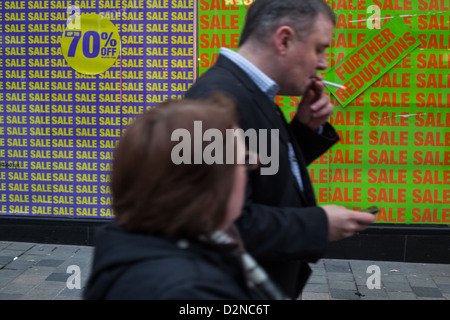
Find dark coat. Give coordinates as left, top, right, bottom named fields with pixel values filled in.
left=83, top=223, right=259, bottom=300
left=185, top=55, right=340, bottom=298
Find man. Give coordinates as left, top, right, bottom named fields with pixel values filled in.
left=185, top=0, right=375, bottom=299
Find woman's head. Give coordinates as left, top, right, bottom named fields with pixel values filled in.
left=111, top=94, right=245, bottom=238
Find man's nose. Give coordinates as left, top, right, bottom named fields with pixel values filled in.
left=318, top=58, right=328, bottom=70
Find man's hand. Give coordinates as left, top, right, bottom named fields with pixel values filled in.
left=295, top=79, right=333, bottom=131
left=321, top=205, right=377, bottom=241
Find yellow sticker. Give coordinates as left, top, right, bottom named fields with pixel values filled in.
left=60, top=12, right=121, bottom=75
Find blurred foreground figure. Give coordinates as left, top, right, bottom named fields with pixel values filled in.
left=83, top=94, right=286, bottom=300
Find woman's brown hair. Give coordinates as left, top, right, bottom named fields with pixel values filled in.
left=111, top=93, right=239, bottom=238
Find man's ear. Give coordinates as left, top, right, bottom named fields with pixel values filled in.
left=273, top=26, right=295, bottom=55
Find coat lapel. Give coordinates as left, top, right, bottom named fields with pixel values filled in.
left=215, top=56, right=291, bottom=147
left=273, top=105, right=315, bottom=205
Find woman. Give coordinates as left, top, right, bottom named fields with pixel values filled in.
left=83, top=94, right=285, bottom=300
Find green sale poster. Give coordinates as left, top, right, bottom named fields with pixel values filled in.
left=0, top=0, right=447, bottom=224
left=196, top=0, right=450, bottom=224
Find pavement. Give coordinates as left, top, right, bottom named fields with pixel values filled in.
left=303, top=259, right=450, bottom=300
left=0, top=240, right=449, bottom=300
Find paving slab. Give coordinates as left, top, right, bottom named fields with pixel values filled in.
left=0, top=241, right=449, bottom=300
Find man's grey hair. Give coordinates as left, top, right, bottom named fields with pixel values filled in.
left=239, top=0, right=336, bottom=46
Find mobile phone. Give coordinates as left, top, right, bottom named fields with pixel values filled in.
left=359, top=206, right=379, bottom=214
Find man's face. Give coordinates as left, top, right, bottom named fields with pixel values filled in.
left=278, top=13, right=334, bottom=96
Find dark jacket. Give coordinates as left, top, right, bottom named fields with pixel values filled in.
left=83, top=222, right=259, bottom=300
left=185, top=55, right=340, bottom=298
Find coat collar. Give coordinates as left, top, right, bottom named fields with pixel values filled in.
left=214, top=55, right=291, bottom=147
